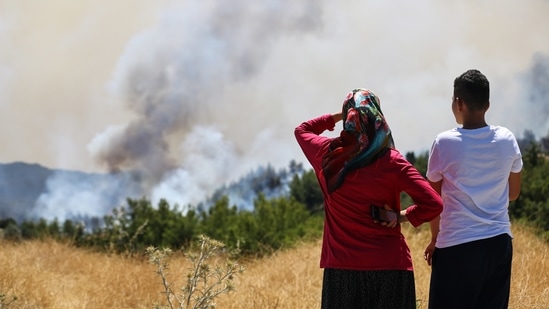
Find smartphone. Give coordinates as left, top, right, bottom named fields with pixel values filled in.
left=370, top=205, right=397, bottom=223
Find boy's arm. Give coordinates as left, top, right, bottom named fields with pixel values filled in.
left=508, top=172, right=521, bottom=201
left=424, top=180, right=442, bottom=266
left=429, top=180, right=442, bottom=195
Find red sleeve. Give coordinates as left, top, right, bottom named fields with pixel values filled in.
left=393, top=153, right=443, bottom=227
left=294, top=114, right=336, bottom=171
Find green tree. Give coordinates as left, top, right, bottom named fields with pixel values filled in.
left=19, top=220, right=38, bottom=239
left=0, top=218, right=17, bottom=229
left=62, top=219, right=84, bottom=242
left=509, top=143, right=549, bottom=238
left=199, top=196, right=241, bottom=250
left=47, top=219, right=61, bottom=239
left=405, top=151, right=429, bottom=176
left=2, top=222, right=22, bottom=242
left=252, top=194, right=319, bottom=252
left=289, top=169, right=324, bottom=213
left=126, top=198, right=199, bottom=251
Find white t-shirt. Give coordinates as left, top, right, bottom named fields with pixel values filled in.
left=426, top=125, right=523, bottom=248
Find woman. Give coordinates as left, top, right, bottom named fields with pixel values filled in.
left=294, top=88, right=443, bottom=309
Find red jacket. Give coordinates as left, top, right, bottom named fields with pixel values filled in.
left=295, top=114, right=443, bottom=271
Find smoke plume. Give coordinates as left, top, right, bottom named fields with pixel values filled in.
left=37, top=0, right=325, bottom=220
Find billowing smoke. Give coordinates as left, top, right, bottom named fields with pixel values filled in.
left=90, top=1, right=322, bottom=182
left=35, top=0, right=325, bottom=221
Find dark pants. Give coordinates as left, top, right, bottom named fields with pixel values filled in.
left=322, top=268, right=416, bottom=309
left=428, top=233, right=513, bottom=309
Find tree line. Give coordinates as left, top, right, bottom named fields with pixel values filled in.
left=1, top=139, right=548, bottom=255
left=0, top=167, right=325, bottom=257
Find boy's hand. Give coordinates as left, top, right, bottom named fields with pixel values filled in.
left=424, top=240, right=436, bottom=266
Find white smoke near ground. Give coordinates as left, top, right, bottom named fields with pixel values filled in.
left=33, top=170, right=143, bottom=222
left=149, top=125, right=240, bottom=212
left=1, top=0, right=548, bottom=221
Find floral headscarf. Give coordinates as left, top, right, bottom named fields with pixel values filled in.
left=322, top=88, right=394, bottom=193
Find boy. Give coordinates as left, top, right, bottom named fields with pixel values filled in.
left=424, top=69, right=522, bottom=309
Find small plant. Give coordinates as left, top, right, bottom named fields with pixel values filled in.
left=99, top=206, right=148, bottom=254
left=0, top=292, right=17, bottom=308
left=147, top=235, right=245, bottom=309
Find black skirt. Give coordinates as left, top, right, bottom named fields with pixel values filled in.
left=321, top=268, right=416, bottom=309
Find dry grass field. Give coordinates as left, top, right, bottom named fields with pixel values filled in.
left=1, top=223, right=548, bottom=309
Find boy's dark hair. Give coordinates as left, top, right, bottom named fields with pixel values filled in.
left=453, top=69, right=490, bottom=111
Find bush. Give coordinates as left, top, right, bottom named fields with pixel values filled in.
left=147, top=235, right=244, bottom=309
left=1, top=223, right=22, bottom=242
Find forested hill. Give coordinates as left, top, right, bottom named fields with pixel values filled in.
left=0, top=162, right=140, bottom=222
left=1, top=131, right=548, bottom=242
left=0, top=160, right=306, bottom=224
left=0, top=162, right=57, bottom=220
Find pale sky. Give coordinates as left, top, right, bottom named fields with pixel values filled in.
left=1, top=0, right=548, bottom=200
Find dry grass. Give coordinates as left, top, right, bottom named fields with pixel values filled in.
left=1, top=223, right=547, bottom=309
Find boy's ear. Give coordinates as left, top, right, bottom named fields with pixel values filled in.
left=456, top=97, right=465, bottom=111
